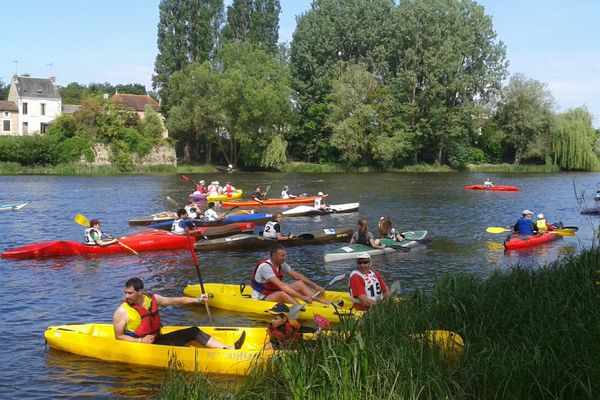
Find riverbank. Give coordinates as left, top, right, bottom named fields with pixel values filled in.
left=0, top=161, right=576, bottom=175
left=157, top=248, right=600, bottom=399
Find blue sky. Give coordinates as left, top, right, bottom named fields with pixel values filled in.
left=2, top=0, right=598, bottom=126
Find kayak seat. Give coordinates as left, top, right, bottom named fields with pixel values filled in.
left=240, top=283, right=251, bottom=298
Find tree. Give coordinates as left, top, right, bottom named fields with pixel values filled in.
left=494, top=74, right=554, bottom=164
left=153, top=0, right=224, bottom=111
left=552, top=107, right=599, bottom=170
left=0, top=78, right=8, bottom=100
left=222, top=0, right=280, bottom=54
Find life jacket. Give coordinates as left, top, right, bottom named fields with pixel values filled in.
left=314, top=197, right=322, bottom=208
left=383, top=228, right=399, bottom=240
left=536, top=219, right=548, bottom=231
left=83, top=227, right=101, bottom=245
left=349, top=270, right=384, bottom=308
left=196, top=184, right=205, bottom=193
left=267, top=320, right=302, bottom=349
left=171, top=218, right=186, bottom=234
left=515, top=218, right=534, bottom=235
left=251, top=258, right=283, bottom=295
left=123, top=294, right=161, bottom=337
left=263, top=220, right=278, bottom=239
left=281, top=190, right=289, bottom=199
left=224, top=184, right=233, bottom=194
left=355, top=231, right=370, bottom=246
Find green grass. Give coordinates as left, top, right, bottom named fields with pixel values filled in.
left=465, top=163, right=561, bottom=173
left=157, top=248, right=600, bottom=399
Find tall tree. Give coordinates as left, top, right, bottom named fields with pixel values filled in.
left=552, top=107, right=599, bottom=170
left=494, top=74, right=554, bottom=164
left=0, top=78, right=8, bottom=100
left=222, top=0, right=280, bottom=54
left=153, top=0, right=223, bottom=111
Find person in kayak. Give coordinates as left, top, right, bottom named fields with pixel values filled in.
left=252, top=187, right=266, bottom=202
left=195, top=179, right=206, bottom=194
left=185, top=200, right=201, bottom=219
left=378, top=216, right=405, bottom=241
left=349, top=218, right=385, bottom=248
left=250, top=244, right=328, bottom=305
left=263, top=211, right=295, bottom=240
left=313, top=192, right=329, bottom=211
left=535, top=213, right=558, bottom=232
left=263, top=303, right=303, bottom=350
left=512, top=209, right=538, bottom=235
left=223, top=181, right=236, bottom=195
left=483, top=178, right=495, bottom=188
left=84, top=219, right=118, bottom=246
left=202, top=202, right=219, bottom=221
left=113, top=277, right=246, bottom=349
left=349, top=253, right=391, bottom=311
left=281, top=185, right=296, bottom=199
left=171, top=209, right=194, bottom=235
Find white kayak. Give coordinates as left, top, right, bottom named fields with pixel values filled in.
left=0, top=202, right=29, bottom=212
left=324, top=230, right=428, bottom=262
left=282, top=202, right=360, bottom=217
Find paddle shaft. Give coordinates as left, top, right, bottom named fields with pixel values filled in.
left=288, top=273, right=345, bottom=320
left=186, top=229, right=212, bottom=321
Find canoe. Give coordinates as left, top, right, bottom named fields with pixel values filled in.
left=44, top=324, right=276, bottom=375
left=148, top=212, right=273, bottom=230
left=1, top=230, right=194, bottom=259
left=207, top=189, right=243, bottom=202
left=282, top=202, right=360, bottom=217
left=194, top=228, right=353, bottom=251
left=581, top=207, right=600, bottom=215
left=183, top=283, right=358, bottom=322
left=464, top=185, right=520, bottom=192
left=0, top=202, right=29, bottom=212
left=221, top=195, right=329, bottom=208
left=504, top=232, right=560, bottom=250
left=188, top=222, right=255, bottom=239
left=324, top=230, right=428, bottom=262
left=128, top=211, right=177, bottom=226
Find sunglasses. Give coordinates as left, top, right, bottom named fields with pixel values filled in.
left=357, top=260, right=370, bottom=265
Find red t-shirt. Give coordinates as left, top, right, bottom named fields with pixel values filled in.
left=349, top=270, right=388, bottom=311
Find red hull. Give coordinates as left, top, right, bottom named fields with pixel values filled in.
left=221, top=195, right=328, bottom=208
left=464, top=185, right=519, bottom=192
left=1, top=230, right=194, bottom=259
left=504, top=232, right=559, bottom=250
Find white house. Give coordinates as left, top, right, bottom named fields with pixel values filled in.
left=0, top=100, right=19, bottom=135
left=7, top=75, right=62, bottom=135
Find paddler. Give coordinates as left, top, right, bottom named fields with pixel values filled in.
left=512, top=209, right=538, bottom=235
left=349, top=218, right=385, bottom=248
left=483, top=178, right=495, bottom=188
left=263, top=211, right=295, bottom=240
left=263, top=303, right=303, bottom=350
left=349, top=253, right=391, bottom=311
left=84, top=219, right=118, bottom=246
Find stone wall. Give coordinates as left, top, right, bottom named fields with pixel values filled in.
left=79, top=142, right=177, bottom=167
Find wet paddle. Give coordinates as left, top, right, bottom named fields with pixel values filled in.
left=486, top=226, right=576, bottom=237
left=74, top=214, right=139, bottom=255
left=181, top=175, right=196, bottom=188
left=288, top=273, right=346, bottom=320
left=186, top=228, right=212, bottom=322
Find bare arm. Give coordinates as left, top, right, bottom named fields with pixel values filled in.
left=113, top=306, right=153, bottom=343
left=287, top=270, right=323, bottom=294
left=155, top=294, right=207, bottom=307
left=266, top=276, right=311, bottom=303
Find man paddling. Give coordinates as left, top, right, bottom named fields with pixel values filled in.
left=512, top=209, right=538, bottom=235
left=113, top=277, right=245, bottom=349
left=349, top=253, right=391, bottom=311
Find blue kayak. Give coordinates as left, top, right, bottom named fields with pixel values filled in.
left=147, top=212, right=273, bottom=230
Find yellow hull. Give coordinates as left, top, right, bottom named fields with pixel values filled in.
left=183, top=283, right=360, bottom=322
left=207, top=190, right=243, bottom=202
left=44, top=324, right=271, bottom=375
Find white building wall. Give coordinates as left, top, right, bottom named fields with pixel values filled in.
left=17, top=97, right=61, bottom=135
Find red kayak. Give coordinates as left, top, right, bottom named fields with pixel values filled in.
left=504, top=232, right=560, bottom=250
left=221, top=195, right=328, bottom=208
left=1, top=230, right=194, bottom=260
left=464, top=185, right=519, bottom=192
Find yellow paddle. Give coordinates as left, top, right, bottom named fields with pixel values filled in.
left=486, top=227, right=576, bottom=237
left=74, top=214, right=139, bottom=255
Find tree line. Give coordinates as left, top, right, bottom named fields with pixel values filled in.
left=152, top=0, right=598, bottom=171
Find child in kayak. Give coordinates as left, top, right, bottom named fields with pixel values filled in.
left=378, top=216, right=405, bottom=241
left=263, top=303, right=303, bottom=350
left=350, top=218, right=385, bottom=248
left=84, top=219, right=118, bottom=246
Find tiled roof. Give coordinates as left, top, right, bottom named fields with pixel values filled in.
left=62, top=104, right=81, bottom=114
left=14, top=76, right=61, bottom=99
left=111, top=94, right=160, bottom=112
left=0, top=101, right=18, bottom=111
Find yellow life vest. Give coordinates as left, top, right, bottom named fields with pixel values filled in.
left=536, top=219, right=548, bottom=231
left=122, top=294, right=153, bottom=333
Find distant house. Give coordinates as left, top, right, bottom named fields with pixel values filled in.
left=111, top=93, right=168, bottom=138
left=0, top=101, right=18, bottom=135
left=7, top=75, right=62, bottom=135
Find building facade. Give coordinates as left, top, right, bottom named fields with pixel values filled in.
left=0, top=101, right=19, bottom=135
left=7, top=75, right=62, bottom=135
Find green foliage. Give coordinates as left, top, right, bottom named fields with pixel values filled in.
left=60, top=82, right=148, bottom=104
left=140, top=105, right=164, bottom=140
left=0, top=135, right=61, bottom=166
left=111, top=140, right=134, bottom=172
left=223, top=0, right=281, bottom=54
left=552, top=107, right=599, bottom=171
left=0, top=78, right=10, bottom=100
left=446, top=142, right=487, bottom=169
left=477, top=120, right=504, bottom=163
left=260, top=134, right=287, bottom=168
left=46, top=115, right=77, bottom=138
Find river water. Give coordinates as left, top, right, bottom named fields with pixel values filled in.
left=1, top=172, right=599, bottom=398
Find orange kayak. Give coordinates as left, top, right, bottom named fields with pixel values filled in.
left=220, top=195, right=328, bottom=208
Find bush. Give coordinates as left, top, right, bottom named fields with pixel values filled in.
left=447, top=142, right=487, bottom=169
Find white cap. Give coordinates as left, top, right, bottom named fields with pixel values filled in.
left=317, top=191, right=324, bottom=196
left=522, top=209, right=533, bottom=215
left=356, top=252, right=371, bottom=260
left=537, top=213, right=544, bottom=219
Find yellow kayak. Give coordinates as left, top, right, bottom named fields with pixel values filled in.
left=207, top=189, right=243, bottom=202
left=45, top=324, right=275, bottom=375
left=184, top=283, right=359, bottom=322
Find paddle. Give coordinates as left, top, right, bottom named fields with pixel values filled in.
left=166, top=196, right=180, bottom=210
left=186, top=228, right=212, bottom=322
left=74, top=214, right=139, bottom=255
left=263, top=184, right=271, bottom=199
left=220, top=205, right=240, bottom=219
left=181, top=175, right=196, bottom=188
left=486, top=226, right=576, bottom=237
left=288, top=273, right=346, bottom=320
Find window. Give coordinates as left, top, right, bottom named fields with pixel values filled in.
left=40, top=123, right=47, bottom=134
left=22, top=102, right=28, bottom=115
left=41, top=103, right=46, bottom=116
left=3, top=120, right=10, bottom=131
left=3, top=112, right=8, bottom=118
left=23, top=122, right=28, bottom=134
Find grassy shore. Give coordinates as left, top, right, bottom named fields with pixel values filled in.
left=157, top=248, right=600, bottom=399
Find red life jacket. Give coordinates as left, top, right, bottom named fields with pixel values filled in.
left=130, top=293, right=161, bottom=337
left=225, top=184, right=233, bottom=194
left=267, top=320, right=302, bottom=348
left=250, top=258, right=283, bottom=295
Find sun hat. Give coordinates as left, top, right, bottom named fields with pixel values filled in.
left=537, top=213, right=544, bottom=219
left=356, top=252, right=371, bottom=261
left=522, top=209, right=533, bottom=215
left=266, top=303, right=290, bottom=314
left=317, top=191, right=324, bottom=196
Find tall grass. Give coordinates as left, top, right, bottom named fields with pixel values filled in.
left=157, top=248, right=600, bottom=399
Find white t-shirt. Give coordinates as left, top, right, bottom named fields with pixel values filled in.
left=251, top=260, right=293, bottom=299
left=281, top=190, right=289, bottom=199
left=204, top=208, right=219, bottom=221
left=263, top=220, right=280, bottom=239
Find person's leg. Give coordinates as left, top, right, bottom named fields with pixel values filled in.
left=288, top=281, right=329, bottom=305
left=156, top=327, right=245, bottom=350
left=264, top=290, right=298, bottom=304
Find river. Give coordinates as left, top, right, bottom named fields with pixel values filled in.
left=0, top=172, right=598, bottom=398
